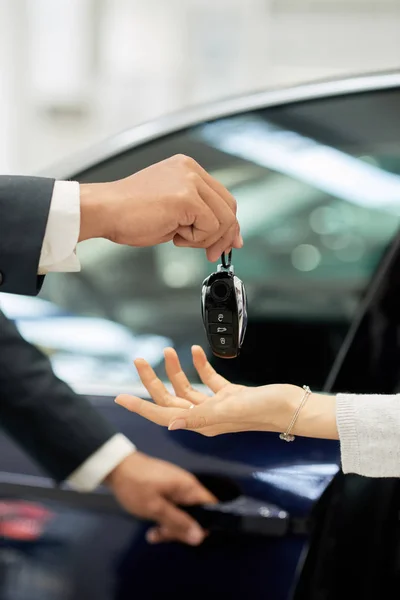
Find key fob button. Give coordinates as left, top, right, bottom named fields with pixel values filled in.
left=209, top=324, right=233, bottom=335
left=211, top=334, right=233, bottom=349
left=209, top=310, right=233, bottom=324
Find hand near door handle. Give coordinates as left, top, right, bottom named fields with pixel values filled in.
left=115, top=346, right=338, bottom=441
left=180, top=496, right=296, bottom=537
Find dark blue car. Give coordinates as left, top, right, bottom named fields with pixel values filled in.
left=2, top=71, right=400, bottom=600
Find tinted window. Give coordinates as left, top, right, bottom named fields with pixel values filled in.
left=40, top=89, right=400, bottom=389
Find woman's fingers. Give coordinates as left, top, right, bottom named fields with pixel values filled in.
left=134, top=358, right=191, bottom=409
left=117, top=347, right=237, bottom=436
left=135, top=347, right=228, bottom=405
left=191, top=346, right=230, bottom=393
left=164, top=348, right=208, bottom=405
left=115, top=394, right=183, bottom=426
left=116, top=392, right=247, bottom=437
left=115, top=393, right=204, bottom=432
left=115, top=394, right=211, bottom=433
left=168, top=402, right=217, bottom=432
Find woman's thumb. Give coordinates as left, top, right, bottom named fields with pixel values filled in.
left=168, top=418, right=187, bottom=431
left=168, top=407, right=209, bottom=431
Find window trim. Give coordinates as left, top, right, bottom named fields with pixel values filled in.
left=40, top=71, right=400, bottom=180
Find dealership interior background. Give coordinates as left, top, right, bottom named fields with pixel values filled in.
left=1, top=0, right=399, bottom=174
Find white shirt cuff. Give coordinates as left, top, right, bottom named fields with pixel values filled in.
left=38, top=180, right=81, bottom=274
left=66, top=434, right=136, bottom=492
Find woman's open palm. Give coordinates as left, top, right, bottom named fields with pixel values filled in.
left=115, top=346, right=287, bottom=436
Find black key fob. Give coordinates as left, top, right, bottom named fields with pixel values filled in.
left=201, top=251, right=247, bottom=359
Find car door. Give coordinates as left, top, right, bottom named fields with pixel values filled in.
left=294, top=228, right=400, bottom=600
left=2, top=75, right=400, bottom=600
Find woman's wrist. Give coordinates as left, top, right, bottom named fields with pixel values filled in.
left=256, top=384, right=304, bottom=433
left=293, top=389, right=338, bottom=440
left=268, top=384, right=339, bottom=440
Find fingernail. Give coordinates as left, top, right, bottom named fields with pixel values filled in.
left=146, top=529, right=158, bottom=544
left=168, top=419, right=187, bottom=431
left=239, top=235, right=244, bottom=247
left=187, top=526, right=204, bottom=546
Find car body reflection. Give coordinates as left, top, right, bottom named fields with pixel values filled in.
left=0, top=293, right=171, bottom=387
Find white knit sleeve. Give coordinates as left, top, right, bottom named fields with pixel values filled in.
left=336, top=393, right=400, bottom=477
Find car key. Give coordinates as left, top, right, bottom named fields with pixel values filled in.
left=201, top=250, right=247, bottom=358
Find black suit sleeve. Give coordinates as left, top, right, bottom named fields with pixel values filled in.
left=0, top=176, right=55, bottom=296
left=0, top=311, right=118, bottom=483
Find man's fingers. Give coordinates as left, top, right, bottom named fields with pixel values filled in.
left=134, top=359, right=190, bottom=408
left=232, top=223, right=243, bottom=249
left=191, top=345, right=230, bottom=393
left=195, top=169, right=243, bottom=258
left=196, top=179, right=237, bottom=249
left=146, top=524, right=205, bottom=546
left=146, top=526, right=181, bottom=545
left=175, top=475, right=217, bottom=506
left=164, top=348, right=208, bottom=405
left=146, top=526, right=169, bottom=544
left=205, top=222, right=239, bottom=263
left=174, top=179, right=239, bottom=258
left=189, top=160, right=238, bottom=217
left=156, top=501, right=206, bottom=546
left=175, top=188, right=220, bottom=245
left=115, top=394, right=183, bottom=426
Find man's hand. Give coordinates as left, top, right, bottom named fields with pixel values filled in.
left=79, top=154, right=242, bottom=262
left=104, top=451, right=216, bottom=545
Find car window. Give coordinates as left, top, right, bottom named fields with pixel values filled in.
left=39, top=88, right=400, bottom=390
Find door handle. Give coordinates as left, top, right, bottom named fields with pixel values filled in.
left=0, top=473, right=308, bottom=538
left=182, top=496, right=308, bottom=538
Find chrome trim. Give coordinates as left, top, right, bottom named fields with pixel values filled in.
left=201, top=282, right=207, bottom=324
left=217, top=263, right=234, bottom=274
left=40, top=71, right=400, bottom=180
left=234, top=275, right=247, bottom=348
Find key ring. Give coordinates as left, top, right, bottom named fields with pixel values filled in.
left=221, top=250, right=232, bottom=269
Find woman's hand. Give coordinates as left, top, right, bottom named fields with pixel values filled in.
left=115, top=345, right=308, bottom=436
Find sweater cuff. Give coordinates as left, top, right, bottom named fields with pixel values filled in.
left=336, top=393, right=400, bottom=478
left=336, top=394, right=360, bottom=474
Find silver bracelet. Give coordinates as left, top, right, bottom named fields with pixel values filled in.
left=279, top=385, right=311, bottom=442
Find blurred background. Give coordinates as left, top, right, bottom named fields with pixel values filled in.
left=1, top=0, right=400, bottom=175
left=1, top=0, right=400, bottom=391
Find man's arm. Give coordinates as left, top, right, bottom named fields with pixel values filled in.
left=0, top=176, right=55, bottom=295
left=0, top=310, right=126, bottom=482
left=0, top=310, right=215, bottom=544
left=0, top=155, right=242, bottom=297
